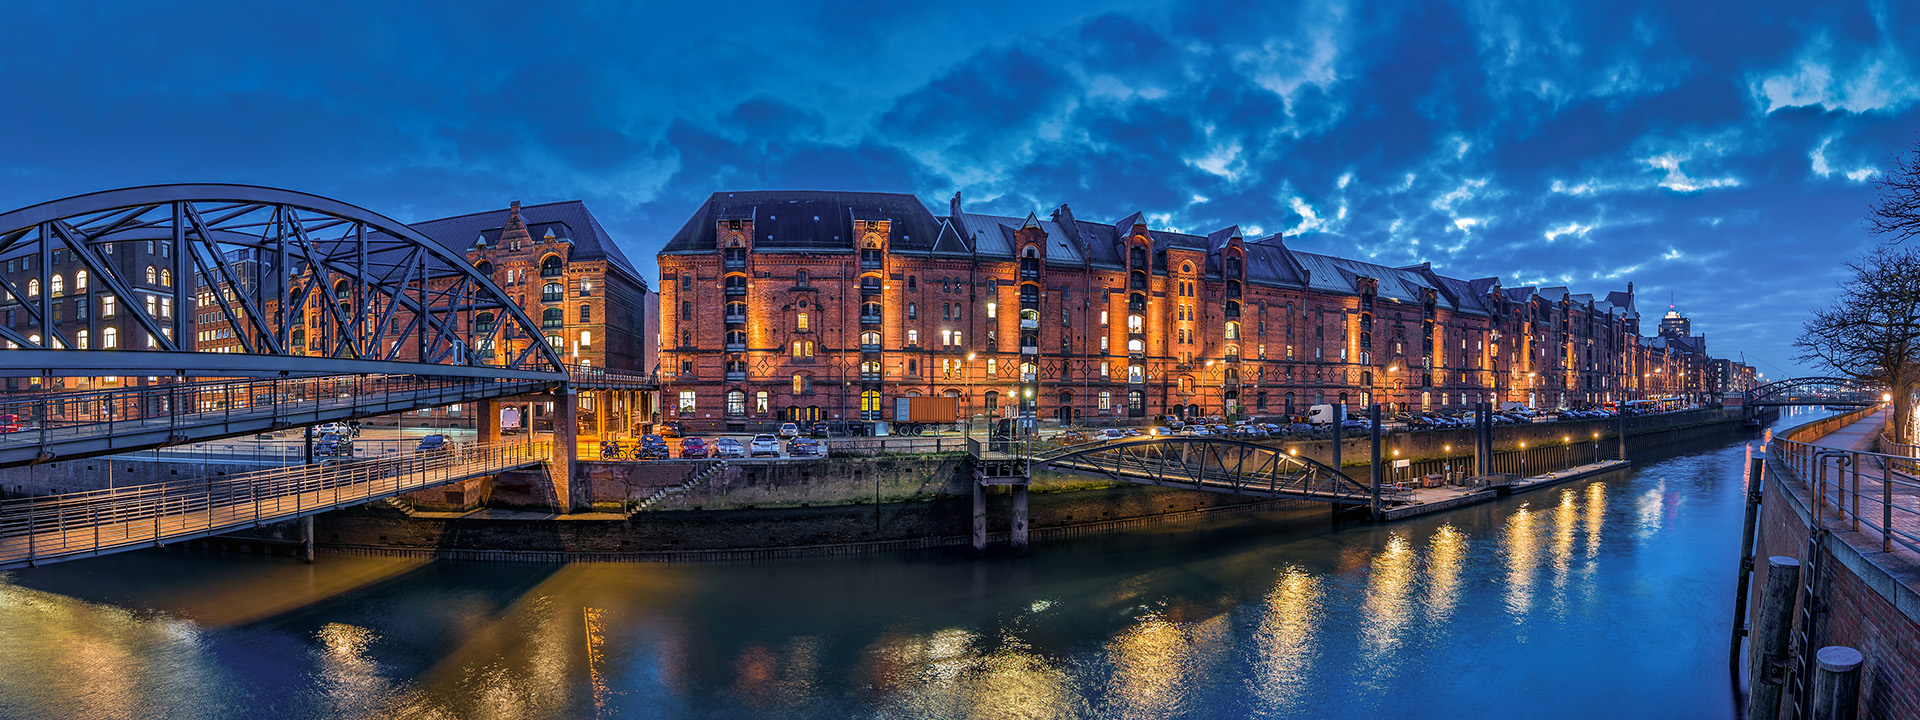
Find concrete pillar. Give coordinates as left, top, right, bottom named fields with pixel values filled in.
left=972, top=481, right=987, bottom=552
left=1011, top=484, right=1030, bottom=554
left=594, top=391, right=605, bottom=442
left=552, top=384, right=582, bottom=512
left=478, top=398, right=501, bottom=445
left=300, top=515, right=314, bottom=564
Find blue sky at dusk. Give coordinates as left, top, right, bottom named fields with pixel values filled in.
left=4, top=1, right=1918, bottom=378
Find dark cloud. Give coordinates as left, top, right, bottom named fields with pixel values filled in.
left=0, top=0, right=1915, bottom=376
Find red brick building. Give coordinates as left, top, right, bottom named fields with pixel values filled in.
left=657, top=191, right=1721, bottom=432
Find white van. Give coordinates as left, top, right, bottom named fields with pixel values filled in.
left=1307, top=404, right=1344, bottom=426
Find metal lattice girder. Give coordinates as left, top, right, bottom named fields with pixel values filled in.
left=1744, top=377, right=1882, bottom=407
left=0, top=184, right=565, bottom=378
left=1033, top=436, right=1372, bottom=505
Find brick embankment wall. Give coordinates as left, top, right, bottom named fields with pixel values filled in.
left=0, top=457, right=268, bottom=498
left=1749, top=411, right=1920, bottom=720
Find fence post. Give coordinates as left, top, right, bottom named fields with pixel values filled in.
left=1885, top=462, right=1895, bottom=553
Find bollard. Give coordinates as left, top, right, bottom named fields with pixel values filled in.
left=1809, top=646, right=1862, bottom=720
left=1747, top=556, right=1801, bottom=720
left=971, top=481, right=986, bottom=553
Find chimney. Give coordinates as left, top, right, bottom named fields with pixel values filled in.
left=950, top=191, right=962, bottom=219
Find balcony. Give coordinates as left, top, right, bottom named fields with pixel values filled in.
left=1021, top=344, right=1039, bottom=355
left=861, top=343, right=881, bottom=352
left=724, top=342, right=745, bottom=352
left=860, top=372, right=881, bottom=382
left=724, top=312, right=747, bottom=324
left=860, top=314, right=882, bottom=324
left=725, top=371, right=746, bottom=381
left=725, top=286, right=746, bottom=296
left=861, top=284, right=882, bottom=296
left=1224, top=354, right=1240, bottom=363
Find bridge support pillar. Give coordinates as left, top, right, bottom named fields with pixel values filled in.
left=551, top=384, right=584, bottom=513
left=972, top=482, right=987, bottom=553
left=1010, top=484, right=1030, bottom=554
left=479, top=399, right=501, bottom=445
left=300, top=515, right=314, bottom=564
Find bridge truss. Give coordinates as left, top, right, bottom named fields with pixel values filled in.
left=1031, top=437, right=1375, bottom=505
left=1744, top=377, right=1882, bottom=408
left=0, top=184, right=571, bottom=465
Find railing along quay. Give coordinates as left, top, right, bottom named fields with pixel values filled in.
left=1771, top=419, right=1920, bottom=555
left=0, top=440, right=549, bottom=568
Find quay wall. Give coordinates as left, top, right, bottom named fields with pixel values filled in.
left=1749, top=410, right=1920, bottom=720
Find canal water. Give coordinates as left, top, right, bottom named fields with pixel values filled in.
left=0, top=409, right=1827, bottom=720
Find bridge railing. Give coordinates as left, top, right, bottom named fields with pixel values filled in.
left=0, top=373, right=550, bottom=449
left=562, top=364, right=656, bottom=389
left=0, top=439, right=549, bottom=566
left=1771, top=417, right=1920, bottom=556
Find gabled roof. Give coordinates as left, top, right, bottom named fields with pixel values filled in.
left=410, top=200, right=641, bottom=286
left=659, top=191, right=942, bottom=254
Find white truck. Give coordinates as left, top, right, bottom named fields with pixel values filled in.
left=1307, top=404, right=1345, bottom=426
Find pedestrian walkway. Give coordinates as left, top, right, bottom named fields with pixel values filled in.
left=1776, top=410, right=1920, bottom=587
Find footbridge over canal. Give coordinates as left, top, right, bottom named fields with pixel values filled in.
left=0, top=440, right=549, bottom=569
left=1744, top=377, right=1883, bottom=409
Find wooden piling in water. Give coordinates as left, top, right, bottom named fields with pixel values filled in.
left=1747, top=555, right=1801, bottom=720
left=1809, top=646, right=1862, bottom=720
left=1730, top=451, right=1765, bottom=675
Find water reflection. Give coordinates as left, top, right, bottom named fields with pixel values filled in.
left=0, top=415, right=1819, bottom=720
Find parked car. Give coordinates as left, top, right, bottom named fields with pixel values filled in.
left=0, top=414, right=24, bottom=433
left=1150, top=426, right=1174, bottom=436
left=316, top=422, right=347, bottom=436
left=811, top=423, right=832, bottom=438
left=1123, top=428, right=1142, bottom=437
left=778, top=423, right=801, bottom=439
left=1053, top=431, right=1089, bottom=445
left=680, top=437, right=712, bottom=459
left=657, top=423, right=683, bottom=439
left=414, top=434, right=450, bottom=453
left=713, top=437, right=747, bottom=458
left=790, top=437, right=828, bottom=458
left=1096, top=428, right=1127, bottom=441
left=314, top=433, right=354, bottom=456
left=635, top=443, right=672, bottom=460
left=750, top=434, right=782, bottom=457
left=1340, top=418, right=1374, bottom=431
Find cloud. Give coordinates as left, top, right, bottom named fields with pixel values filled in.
left=1544, top=221, right=1593, bottom=242
left=1752, top=34, right=1920, bottom=115
left=1809, top=136, right=1878, bottom=182
left=1644, top=153, right=1739, bottom=192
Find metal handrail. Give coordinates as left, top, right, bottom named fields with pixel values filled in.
left=1770, top=412, right=1920, bottom=555
left=0, top=440, right=550, bottom=567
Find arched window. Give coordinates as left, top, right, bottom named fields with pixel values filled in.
left=145, top=266, right=157, bottom=284
left=985, top=391, right=1000, bottom=411
left=542, top=282, right=563, bottom=302
left=907, top=302, right=917, bottom=319
left=334, top=279, right=351, bottom=300
left=103, top=327, right=118, bottom=348
left=725, top=275, right=748, bottom=294
left=861, top=302, right=882, bottom=319
left=860, top=390, right=883, bottom=417
left=74, top=270, right=87, bottom=293
left=1019, top=308, right=1039, bottom=327
left=26, top=279, right=38, bottom=297
left=1019, top=362, right=1037, bottom=381
left=725, top=301, right=747, bottom=318
left=1127, top=314, right=1144, bottom=332
left=1226, top=322, right=1240, bottom=340
left=942, top=303, right=951, bottom=320
left=793, top=374, right=809, bottom=394
left=475, top=260, right=492, bottom=277
left=1127, top=338, right=1144, bottom=353
left=1020, top=246, right=1040, bottom=277
left=860, top=360, right=881, bottom=374
left=860, top=331, right=881, bottom=347
left=49, top=274, right=63, bottom=296
left=542, top=308, right=562, bottom=328
left=474, top=312, right=495, bottom=334
left=160, top=269, right=171, bottom=287
left=1130, top=270, right=1147, bottom=291
left=725, top=329, right=746, bottom=347
left=540, top=254, right=563, bottom=277
left=75, top=329, right=88, bottom=349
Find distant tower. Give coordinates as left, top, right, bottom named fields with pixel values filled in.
left=1659, top=302, right=1691, bottom=339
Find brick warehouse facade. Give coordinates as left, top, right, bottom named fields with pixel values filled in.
left=656, top=191, right=1719, bottom=432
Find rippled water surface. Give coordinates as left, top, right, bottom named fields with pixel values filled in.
left=1, top=410, right=1828, bottom=720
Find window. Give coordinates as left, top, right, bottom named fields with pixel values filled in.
left=161, top=269, right=171, bottom=287
left=907, top=329, right=919, bottom=345
left=578, top=280, right=593, bottom=296
left=907, top=276, right=916, bottom=291
left=541, top=254, right=563, bottom=277
left=50, top=274, right=63, bottom=296
left=986, top=302, right=997, bottom=318
left=542, top=308, right=563, bottom=328
left=791, top=341, right=814, bottom=358
left=160, top=298, right=172, bottom=318
left=908, top=302, right=917, bottom=319
left=76, top=329, right=88, bottom=349
left=681, top=301, right=693, bottom=320
left=1128, top=365, right=1144, bottom=383
left=74, top=270, right=87, bottom=293
left=987, top=358, right=997, bottom=376
left=793, top=374, right=808, bottom=394
left=543, top=283, right=563, bottom=302
left=726, top=391, right=746, bottom=416
left=756, top=391, right=769, bottom=413
left=145, top=266, right=156, bottom=284
left=861, top=390, right=883, bottom=415
left=1128, top=314, right=1143, bottom=332
left=101, top=294, right=116, bottom=318
left=580, top=331, right=592, bottom=347
left=103, top=327, right=118, bottom=348
left=1099, top=391, right=1112, bottom=411
left=145, top=295, right=156, bottom=316
left=681, top=275, right=691, bottom=292
left=797, top=312, right=809, bottom=331
left=578, top=304, right=591, bottom=323
left=796, top=270, right=809, bottom=287
left=1127, top=338, right=1144, bottom=354
left=1101, top=336, right=1110, bottom=351
left=678, top=391, right=696, bottom=414
left=546, top=334, right=563, bottom=348
left=27, top=279, right=38, bottom=297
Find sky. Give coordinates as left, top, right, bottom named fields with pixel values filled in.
left=3, top=0, right=1918, bottom=378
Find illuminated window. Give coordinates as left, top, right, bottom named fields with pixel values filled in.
left=580, top=331, right=592, bottom=347
left=986, top=302, right=997, bottom=318
left=756, top=391, right=769, bottom=413
left=678, top=391, right=696, bottom=413
left=1127, top=314, right=1143, bottom=332
left=101, top=294, right=116, bottom=317
left=74, top=270, right=87, bottom=292
left=76, top=329, right=88, bottom=349
left=987, top=358, right=997, bottom=375
left=907, top=329, right=918, bottom=345
left=1099, top=391, right=1111, bottom=411
left=50, top=274, right=63, bottom=296
left=1127, top=338, right=1143, bottom=353
left=797, top=312, right=809, bottom=331
left=161, top=269, right=171, bottom=287
left=861, top=390, right=882, bottom=413
left=27, top=279, right=38, bottom=297
left=103, top=327, right=118, bottom=348
left=145, top=266, right=156, bottom=284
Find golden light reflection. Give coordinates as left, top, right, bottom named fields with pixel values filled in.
left=584, top=608, right=609, bottom=717
left=1504, top=503, right=1540, bottom=621
left=1103, top=612, right=1228, bottom=719
left=315, top=622, right=394, bottom=718
left=1548, top=490, right=1579, bottom=615
left=0, top=582, right=223, bottom=720
left=1424, top=525, right=1465, bottom=624
left=1251, top=567, right=1322, bottom=714
left=858, top=626, right=1083, bottom=719
left=1636, top=480, right=1667, bottom=539
left=1584, top=482, right=1608, bottom=559
left=1360, top=533, right=1416, bottom=669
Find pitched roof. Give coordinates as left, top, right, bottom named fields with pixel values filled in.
left=659, top=191, right=942, bottom=254
left=410, top=200, right=641, bottom=286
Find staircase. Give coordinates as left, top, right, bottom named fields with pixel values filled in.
left=629, top=460, right=728, bottom=515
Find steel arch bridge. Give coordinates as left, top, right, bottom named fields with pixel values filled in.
left=0, top=184, right=575, bottom=467
left=1030, top=437, right=1376, bottom=505
left=1743, top=377, right=1882, bottom=408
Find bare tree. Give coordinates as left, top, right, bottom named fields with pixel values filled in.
left=1868, top=136, right=1920, bottom=243
left=1795, top=246, right=1920, bottom=442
